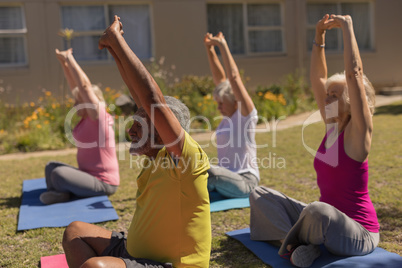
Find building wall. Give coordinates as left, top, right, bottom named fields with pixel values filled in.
left=1, top=0, right=401, bottom=103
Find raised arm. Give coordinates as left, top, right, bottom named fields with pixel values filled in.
left=107, top=47, right=141, bottom=109
left=310, top=14, right=333, bottom=119
left=333, top=15, right=373, bottom=134
left=206, top=32, right=254, bottom=116
left=56, top=49, right=100, bottom=120
left=204, top=33, right=226, bottom=85
left=55, top=48, right=77, bottom=91
left=99, top=16, right=184, bottom=157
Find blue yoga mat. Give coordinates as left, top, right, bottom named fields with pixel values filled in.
left=227, top=228, right=402, bottom=268
left=18, top=178, right=119, bottom=231
left=209, top=191, right=250, bottom=212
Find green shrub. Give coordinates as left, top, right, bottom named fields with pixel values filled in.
left=0, top=59, right=316, bottom=154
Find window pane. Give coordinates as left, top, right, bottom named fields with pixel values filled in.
left=248, top=4, right=281, bottom=26
left=249, top=30, right=282, bottom=53
left=307, top=28, right=339, bottom=51
left=61, top=6, right=105, bottom=31
left=109, top=5, right=152, bottom=59
left=207, top=4, right=244, bottom=54
left=0, top=37, right=26, bottom=64
left=341, top=3, right=371, bottom=49
left=306, top=4, right=337, bottom=25
left=0, top=6, right=24, bottom=30
left=68, top=36, right=107, bottom=61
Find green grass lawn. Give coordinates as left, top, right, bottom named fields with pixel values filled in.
left=0, top=102, right=401, bottom=267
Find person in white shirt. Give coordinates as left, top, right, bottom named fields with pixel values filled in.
left=204, top=32, right=259, bottom=198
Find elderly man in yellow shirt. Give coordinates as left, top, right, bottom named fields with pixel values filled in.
left=61, top=16, right=211, bottom=268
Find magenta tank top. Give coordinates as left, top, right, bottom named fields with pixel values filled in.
left=314, top=128, right=379, bottom=232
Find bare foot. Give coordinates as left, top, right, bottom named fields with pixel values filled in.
left=55, top=48, right=72, bottom=63
left=99, top=15, right=124, bottom=50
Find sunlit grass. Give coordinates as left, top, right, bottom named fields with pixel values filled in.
left=0, top=102, right=400, bottom=267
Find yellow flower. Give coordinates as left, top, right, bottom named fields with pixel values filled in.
left=58, top=28, right=75, bottom=41
left=39, top=97, right=43, bottom=102
left=197, top=102, right=202, bottom=107
left=30, top=102, right=35, bottom=107
left=52, top=104, right=56, bottom=109
left=36, top=124, right=42, bottom=129
left=264, top=92, right=277, bottom=102
left=105, top=87, right=111, bottom=92
left=45, top=113, right=50, bottom=117
left=174, top=95, right=179, bottom=99
left=278, top=94, right=287, bottom=106
left=31, top=114, right=38, bottom=120
left=44, top=120, right=49, bottom=125
left=258, top=92, right=263, bottom=97
left=45, top=91, right=52, bottom=97
left=0, top=129, right=4, bottom=134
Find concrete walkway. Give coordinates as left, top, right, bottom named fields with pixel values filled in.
left=1, top=94, right=401, bottom=161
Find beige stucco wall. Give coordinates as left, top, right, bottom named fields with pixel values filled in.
left=1, top=0, right=401, bottom=104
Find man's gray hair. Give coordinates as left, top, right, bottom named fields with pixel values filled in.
left=164, top=96, right=190, bottom=132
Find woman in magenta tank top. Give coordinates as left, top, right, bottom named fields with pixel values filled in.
left=249, top=14, right=379, bottom=267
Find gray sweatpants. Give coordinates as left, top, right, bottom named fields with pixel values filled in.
left=249, top=186, right=379, bottom=256
left=45, top=161, right=118, bottom=197
left=207, top=165, right=259, bottom=198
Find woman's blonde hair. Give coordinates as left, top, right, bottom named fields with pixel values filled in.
left=72, top=85, right=105, bottom=103
left=325, top=71, right=375, bottom=115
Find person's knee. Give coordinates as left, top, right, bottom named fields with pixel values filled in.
left=250, top=186, right=274, bottom=203
left=80, top=257, right=105, bottom=268
left=249, top=187, right=262, bottom=203
left=45, top=162, right=57, bottom=176
left=63, top=221, right=85, bottom=247
left=303, top=201, right=332, bottom=221
left=51, top=166, right=71, bottom=190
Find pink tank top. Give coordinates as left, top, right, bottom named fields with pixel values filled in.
left=73, top=107, right=120, bottom=186
left=314, top=128, right=379, bottom=232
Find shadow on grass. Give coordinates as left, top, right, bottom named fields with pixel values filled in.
left=211, top=236, right=269, bottom=267
left=374, top=103, right=402, bottom=115
left=376, top=205, right=402, bottom=232
left=0, top=196, right=21, bottom=209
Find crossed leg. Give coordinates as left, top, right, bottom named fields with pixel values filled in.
left=62, top=221, right=125, bottom=268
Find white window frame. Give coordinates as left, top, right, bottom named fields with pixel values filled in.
left=0, top=4, right=28, bottom=67
left=306, top=0, right=374, bottom=52
left=59, top=3, right=153, bottom=63
left=207, top=1, right=286, bottom=56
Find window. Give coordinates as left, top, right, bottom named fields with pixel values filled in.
left=0, top=6, right=27, bottom=66
left=306, top=2, right=373, bottom=51
left=207, top=3, right=284, bottom=55
left=61, top=4, right=152, bottom=62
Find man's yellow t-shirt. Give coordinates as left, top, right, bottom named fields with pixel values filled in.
left=127, top=132, right=211, bottom=267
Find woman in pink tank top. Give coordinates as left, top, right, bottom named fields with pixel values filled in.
left=249, top=14, right=379, bottom=267
left=39, top=49, right=120, bottom=205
